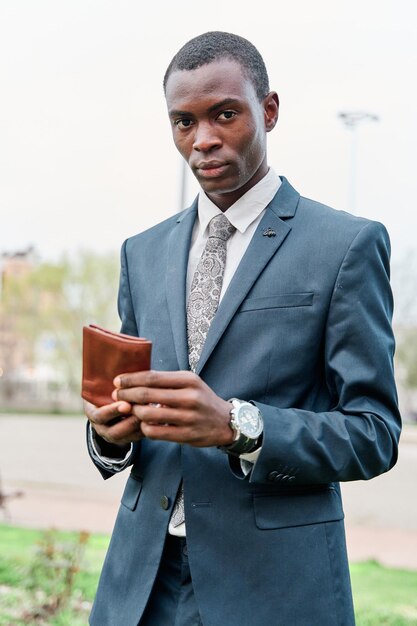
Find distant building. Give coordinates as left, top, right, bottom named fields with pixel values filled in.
left=0, top=246, right=38, bottom=299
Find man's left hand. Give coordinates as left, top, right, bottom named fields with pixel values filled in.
left=112, top=370, right=234, bottom=448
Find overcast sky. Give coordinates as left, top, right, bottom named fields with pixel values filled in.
left=1, top=0, right=416, bottom=265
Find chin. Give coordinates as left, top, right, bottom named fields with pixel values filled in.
left=198, top=177, right=239, bottom=195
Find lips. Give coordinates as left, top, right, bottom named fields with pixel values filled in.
left=195, top=161, right=229, bottom=179
left=197, top=160, right=227, bottom=170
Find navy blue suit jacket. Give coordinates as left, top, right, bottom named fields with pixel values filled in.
left=89, top=178, right=400, bottom=626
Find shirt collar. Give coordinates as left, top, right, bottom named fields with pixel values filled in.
left=197, top=168, right=281, bottom=235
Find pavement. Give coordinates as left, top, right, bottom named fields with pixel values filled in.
left=1, top=414, right=417, bottom=570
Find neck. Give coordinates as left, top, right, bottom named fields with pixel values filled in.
left=206, top=162, right=269, bottom=212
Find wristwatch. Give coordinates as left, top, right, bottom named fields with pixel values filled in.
left=219, top=398, right=263, bottom=457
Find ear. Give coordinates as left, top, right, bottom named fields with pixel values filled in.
left=263, top=92, right=279, bottom=132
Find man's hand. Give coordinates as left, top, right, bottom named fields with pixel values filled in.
left=84, top=399, right=145, bottom=453
left=113, top=370, right=234, bottom=448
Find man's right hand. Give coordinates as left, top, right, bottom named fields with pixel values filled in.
left=84, top=399, right=145, bottom=456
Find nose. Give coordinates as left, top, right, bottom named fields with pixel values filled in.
left=192, top=122, right=222, bottom=152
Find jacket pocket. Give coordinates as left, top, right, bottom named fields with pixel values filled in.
left=239, top=292, right=314, bottom=312
left=253, top=488, right=344, bottom=530
left=121, top=474, right=143, bottom=511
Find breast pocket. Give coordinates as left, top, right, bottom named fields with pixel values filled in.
left=239, top=292, right=314, bottom=312
left=253, top=488, right=344, bottom=530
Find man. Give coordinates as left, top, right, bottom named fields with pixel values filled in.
left=85, top=31, right=401, bottom=626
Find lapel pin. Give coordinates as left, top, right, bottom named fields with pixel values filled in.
left=263, top=227, right=276, bottom=237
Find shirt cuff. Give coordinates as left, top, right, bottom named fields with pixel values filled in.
left=88, top=423, right=133, bottom=471
left=239, top=446, right=262, bottom=476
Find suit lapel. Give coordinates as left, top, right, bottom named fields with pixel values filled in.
left=166, top=200, right=198, bottom=371
left=195, top=178, right=300, bottom=374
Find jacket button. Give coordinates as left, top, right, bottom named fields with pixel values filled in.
left=160, top=495, right=170, bottom=510
left=274, top=474, right=283, bottom=482
left=267, top=471, right=279, bottom=481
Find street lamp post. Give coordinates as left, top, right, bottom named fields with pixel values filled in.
left=338, top=111, right=379, bottom=214
left=178, top=158, right=188, bottom=212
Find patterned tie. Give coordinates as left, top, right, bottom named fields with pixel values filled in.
left=170, top=213, right=236, bottom=527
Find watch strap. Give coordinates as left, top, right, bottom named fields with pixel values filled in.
left=220, top=435, right=260, bottom=457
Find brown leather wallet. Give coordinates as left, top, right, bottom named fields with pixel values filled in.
left=81, top=324, right=152, bottom=407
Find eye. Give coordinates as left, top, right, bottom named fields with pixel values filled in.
left=174, top=118, right=194, bottom=129
left=217, top=110, right=236, bottom=121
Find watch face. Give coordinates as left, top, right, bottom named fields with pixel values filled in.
left=237, top=404, right=262, bottom=438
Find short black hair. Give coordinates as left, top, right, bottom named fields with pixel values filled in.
left=163, top=31, right=270, bottom=101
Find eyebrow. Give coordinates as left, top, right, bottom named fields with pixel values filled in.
left=169, top=98, right=240, bottom=118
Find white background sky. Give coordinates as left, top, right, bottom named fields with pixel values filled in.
left=1, top=0, right=416, bottom=265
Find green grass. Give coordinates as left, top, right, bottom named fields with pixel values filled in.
left=351, top=560, right=417, bottom=625
left=0, top=525, right=417, bottom=625
left=0, top=525, right=109, bottom=598
left=0, top=525, right=110, bottom=625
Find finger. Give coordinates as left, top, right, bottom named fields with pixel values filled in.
left=140, top=421, right=192, bottom=442
left=130, top=404, right=192, bottom=426
left=87, top=400, right=132, bottom=426
left=83, top=400, right=97, bottom=418
left=97, top=413, right=144, bottom=441
left=114, top=370, right=200, bottom=390
left=116, top=386, right=193, bottom=408
left=140, top=422, right=209, bottom=447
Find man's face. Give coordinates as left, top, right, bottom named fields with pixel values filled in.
left=165, top=59, right=278, bottom=209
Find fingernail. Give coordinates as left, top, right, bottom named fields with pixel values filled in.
left=113, top=376, right=121, bottom=387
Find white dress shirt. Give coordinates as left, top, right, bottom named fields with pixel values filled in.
left=90, top=168, right=282, bottom=534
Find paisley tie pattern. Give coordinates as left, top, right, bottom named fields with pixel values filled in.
left=187, top=214, right=236, bottom=372
left=170, top=213, right=236, bottom=528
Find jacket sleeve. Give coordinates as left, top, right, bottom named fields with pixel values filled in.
left=234, top=220, right=401, bottom=486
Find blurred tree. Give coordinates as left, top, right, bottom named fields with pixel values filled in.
left=0, top=250, right=120, bottom=398
left=391, top=249, right=417, bottom=327
left=391, top=250, right=417, bottom=419
left=396, top=328, right=417, bottom=390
